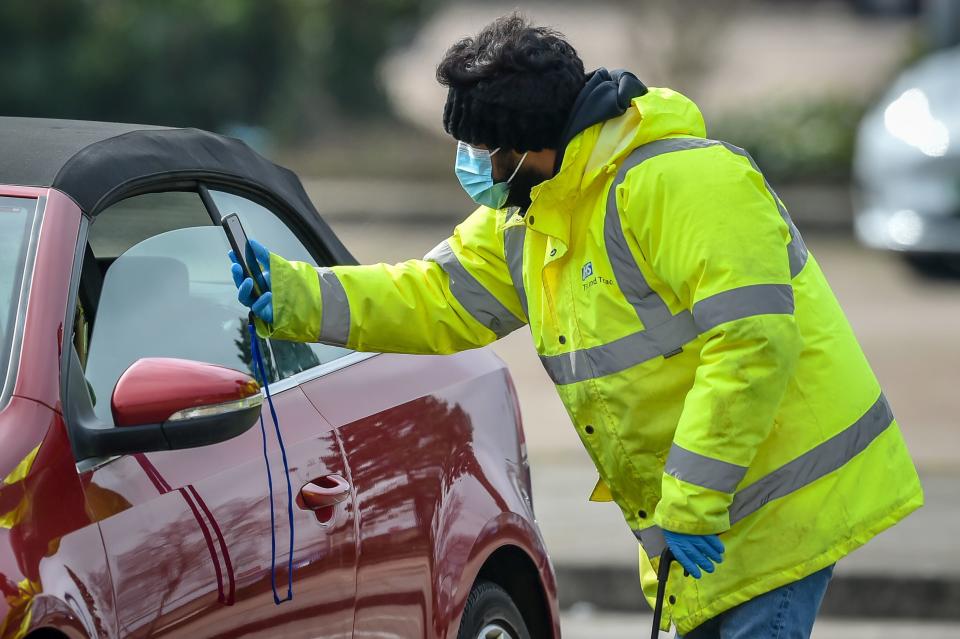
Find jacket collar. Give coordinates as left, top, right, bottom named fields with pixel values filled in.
left=527, top=86, right=708, bottom=232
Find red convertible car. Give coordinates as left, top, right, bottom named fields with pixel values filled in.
left=0, top=118, right=559, bottom=638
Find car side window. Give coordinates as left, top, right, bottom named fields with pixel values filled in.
left=209, top=190, right=315, bottom=263
left=81, top=190, right=351, bottom=424
left=207, top=189, right=353, bottom=371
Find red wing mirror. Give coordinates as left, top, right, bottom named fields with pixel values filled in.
left=110, top=358, right=262, bottom=451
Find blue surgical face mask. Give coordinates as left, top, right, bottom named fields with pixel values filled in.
left=455, top=141, right=528, bottom=209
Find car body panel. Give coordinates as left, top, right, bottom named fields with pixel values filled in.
left=0, top=400, right=119, bottom=639
left=86, top=383, right=357, bottom=638
left=301, top=351, right=559, bottom=639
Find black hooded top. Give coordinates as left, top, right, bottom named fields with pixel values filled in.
left=552, top=68, right=648, bottom=173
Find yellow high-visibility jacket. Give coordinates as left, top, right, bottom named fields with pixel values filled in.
left=258, top=87, right=923, bottom=633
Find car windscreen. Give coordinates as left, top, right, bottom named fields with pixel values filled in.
left=0, top=196, right=39, bottom=403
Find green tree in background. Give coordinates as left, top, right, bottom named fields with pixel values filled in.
left=0, top=0, right=437, bottom=141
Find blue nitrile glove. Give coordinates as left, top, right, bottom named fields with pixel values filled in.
left=229, top=238, right=274, bottom=324
left=662, top=530, right=724, bottom=579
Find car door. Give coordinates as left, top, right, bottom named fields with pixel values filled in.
left=300, top=349, right=522, bottom=639
left=72, top=188, right=359, bottom=638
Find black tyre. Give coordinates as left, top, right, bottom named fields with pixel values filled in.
left=457, top=580, right=531, bottom=639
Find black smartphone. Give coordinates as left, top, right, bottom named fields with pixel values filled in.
left=222, top=213, right=269, bottom=298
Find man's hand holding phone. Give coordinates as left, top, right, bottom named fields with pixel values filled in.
left=229, top=239, right=274, bottom=324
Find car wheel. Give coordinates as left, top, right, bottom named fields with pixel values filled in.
left=457, top=580, right=531, bottom=639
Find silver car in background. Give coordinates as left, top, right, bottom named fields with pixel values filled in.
left=853, top=45, right=960, bottom=275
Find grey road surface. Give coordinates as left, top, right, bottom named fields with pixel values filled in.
left=560, top=610, right=960, bottom=639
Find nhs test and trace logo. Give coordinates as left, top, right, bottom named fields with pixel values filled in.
left=581, top=261, right=594, bottom=280
left=581, top=260, right=614, bottom=292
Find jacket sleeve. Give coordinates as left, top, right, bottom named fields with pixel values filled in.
left=622, top=149, right=803, bottom=535
left=255, top=206, right=526, bottom=354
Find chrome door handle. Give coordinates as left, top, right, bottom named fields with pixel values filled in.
left=296, top=474, right=351, bottom=511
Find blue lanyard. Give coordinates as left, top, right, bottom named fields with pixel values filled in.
left=248, top=319, right=294, bottom=604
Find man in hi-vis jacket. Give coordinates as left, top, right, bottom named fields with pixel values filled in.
left=231, top=14, right=922, bottom=638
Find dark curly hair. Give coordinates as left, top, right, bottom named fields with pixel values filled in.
left=436, top=13, right=587, bottom=152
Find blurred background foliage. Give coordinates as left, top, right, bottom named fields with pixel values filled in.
left=710, top=98, right=867, bottom=183
left=0, top=0, right=942, bottom=184
left=0, top=0, right=438, bottom=141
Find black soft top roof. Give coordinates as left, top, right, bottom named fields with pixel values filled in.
left=0, top=116, right=353, bottom=263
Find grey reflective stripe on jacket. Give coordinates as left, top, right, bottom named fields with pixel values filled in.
left=692, top=284, right=794, bottom=334
left=539, top=319, right=697, bottom=386
left=514, top=137, right=804, bottom=385
left=634, top=525, right=667, bottom=557
left=316, top=267, right=350, bottom=346
left=728, top=393, right=894, bottom=525
left=503, top=209, right=529, bottom=321
left=539, top=280, right=796, bottom=385
left=604, top=161, right=674, bottom=330
left=635, top=393, right=895, bottom=554
left=425, top=239, right=524, bottom=338
left=664, top=443, right=749, bottom=494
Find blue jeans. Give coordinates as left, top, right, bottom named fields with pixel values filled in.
left=678, top=564, right=835, bottom=639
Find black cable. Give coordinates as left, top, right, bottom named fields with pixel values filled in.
left=650, top=548, right=675, bottom=639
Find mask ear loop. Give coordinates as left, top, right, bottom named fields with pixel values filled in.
left=507, top=152, right=529, bottom=184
